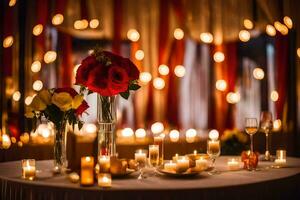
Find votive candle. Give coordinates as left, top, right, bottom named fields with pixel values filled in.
left=22, top=159, right=36, bottom=180
left=196, top=157, right=208, bottom=170
left=98, top=173, right=112, bottom=188
left=164, top=161, right=176, bottom=172
left=81, top=156, right=94, bottom=186
left=227, top=158, right=240, bottom=171
left=274, top=150, right=287, bottom=166
left=176, top=156, right=189, bottom=173
left=99, top=156, right=110, bottom=173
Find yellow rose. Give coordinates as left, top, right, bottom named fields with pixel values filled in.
left=52, top=92, right=73, bottom=111
left=38, top=89, right=52, bottom=105
left=29, top=95, right=47, bottom=111
left=72, top=95, right=83, bottom=109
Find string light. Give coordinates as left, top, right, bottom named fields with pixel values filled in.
left=273, top=119, right=282, bottom=131
left=169, top=129, right=180, bottom=142
left=216, top=80, right=227, bottom=91
left=9, top=0, right=16, bottom=7
left=32, top=80, right=43, bottom=91
left=127, top=29, right=140, bottom=42
left=89, top=19, right=99, bottom=29
left=226, top=92, right=240, bottom=104
left=253, top=68, right=264, bottom=80
left=139, top=72, right=152, bottom=84
left=3, top=36, right=13, bottom=48
left=243, top=19, right=254, bottom=29
left=74, top=19, right=88, bottom=30
left=283, top=16, right=293, bottom=29
left=174, top=28, right=184, bottom=40
left=274, top=21, right=288, bottom=35
left=135, top=50, right=144, bottom=60
left=32, top=24, right=43, bottom=36
left=52, top=14, right=64, bottom=25
left=213, top=51, right=225, bottom=63
left=135, top=128, right=146, bottom=138
left=151, top=122, right=164, bottom=134
left=270, top=90, right=279, bottom=102
left=25, top=96, right=33, bottom=105
left=31, top=61, right=42, bottom=73
left=200, top=32, right=213, bottom=43
left=12, top=91, right=21, bottom=101
left=266, top=25, right=276, bottom=36
left=158, top=64, right=169, bottom=75
left=121, top=128, right=134, bottom=137
left=153, top=77, right=165, bottom=90
left=44, top=51, right=57, bottom=64
left=239, top=30, right=250, bottom=42
left=174, top=65, right=185, bottom=77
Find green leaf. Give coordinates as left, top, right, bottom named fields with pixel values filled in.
left=120, top=91, right=130, bottom=99
left=129, top=83, right=141, bottom=91
left=78, top=121, right=83, bottom=130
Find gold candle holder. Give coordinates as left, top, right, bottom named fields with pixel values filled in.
left=98, top=173, right=112, bottom=188
left=98, top=156, right=110, bottom=173
left=22, top=159, right=36, bottom=180
left=81, top=156, right=94, bottom=186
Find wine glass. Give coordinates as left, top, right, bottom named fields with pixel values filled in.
left=245, top=118, right=258, bottom=156
left=134, top=149, right=147, bottom=180
left=260, top=111, right=273, bottom=161
left=207, top=139, right=221, bottom=175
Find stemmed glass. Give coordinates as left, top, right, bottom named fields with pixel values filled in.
left=245, top=118, right=258, bottom=157
left=134, top=149, right=147, bottom=180
left=207, top=139, right=221, bottom=175
left=260, top=111, right=273, bottom=161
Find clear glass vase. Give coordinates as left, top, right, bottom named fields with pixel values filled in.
left=97, top=95, right=117, bottom=158
left=53, top=120, right=68, bottom=174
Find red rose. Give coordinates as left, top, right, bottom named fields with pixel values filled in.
left=108, top=65, right=129, bottom=94
left=54, top=87, right=78, bottom=97
left=75, top=55, right=98, bottom=85
left=86, top=65, right=112, bottom=96
left=75, top=100, right=89, bottom=116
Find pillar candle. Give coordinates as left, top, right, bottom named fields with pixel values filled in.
left=81, top=156, right=94, bottom=186
left=99, top=156, right=110, bottom=173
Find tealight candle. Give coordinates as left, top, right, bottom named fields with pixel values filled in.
left=227, top=158, right=240, bottom=171
left=134, top=149, right=147, bottom=165
left=193, top=150, right=197, bottom=155
left=98, top=156, right=110, bottom=173
left=68, top=172, right=80, bottom=183
left=176, top=156, right=189, bottom=173
left=81, top=156, right=94, bottom=186
left=149, top=145, right=159, bottom=167
left=164, top=161, right=176, bottom=172
left=196, top=157, right=208, bottom=170
left=172, top=153, right=179, bottom=162
left=22, top=159, right=36, bottom=180
left=98, top=173, right=112, bottom=188
left=274, top=150, right=287, bottom=166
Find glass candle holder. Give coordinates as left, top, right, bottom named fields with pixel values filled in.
left=135, top=149, right=147, bottom=179
left=22, top=159, right=36, bottom=180
left=98, top=156, right=110, bottom=173
left=227, top=158, right=241, bottom=171
left=149, top=144, right=159, bottom=167
left=274, top=150, right=286, bottom=166
left=81, top=156, right=94, bottom=186
left=164, top=160, right=176, bottom=172
left=98, top=173, right=112, bottom=188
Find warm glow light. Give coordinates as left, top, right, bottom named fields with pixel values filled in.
left=185, top=129, right=197, bottom=143
left=12, top=91, right=21, bottom=101
left=216, top=80, right=227, bottom=91
left=273, top=119, right=282, bottom=131
left=32, top=80, right=43, bottom=91
left=297, top=48, right=300, bottom=58
left=239, top=30, right=250, bottom=42
left=2, top=134, right=11, bottom=149
left=139, top=72, right=152, bottom=84
left=84, top=123, right=97, bottom=134
left=44, top=51, right=57, bottom=64
left=73, top=64, right=80, bottom=75
left=169, top=129, right=180, bottom=142
left=274, top=21, right=282, bottom=31
left=32, top=24, right=43, bottom=36
left=213, top=51, right=225, bottom=63
left=135, top=50, right=144, bottom=60
left=52, top=14, right=64, bottom=25
left=153, top=77, right=165, bottom=90
left=151, top=122, right=164, bottom=134
left=226, top=92, right=241, bottom=104
left=121, top=128, right=134, bottom=137
left=9, top=0, right=16, bottom=7
left=174, top=28, right=184, bottom=40
left=41, top=128, right=51, bottom=138
left=174, top=65, right=185, bottom=77
left=274, top=21, right=288, bottom=35
left=127, top=29, right=140, bottom=42
left=25, top=96, right=33, bottom=105
left=74, top=19, right=89, bottom=30
left=89, top=19, right=99, bottom=29
left=270, top=90, right=279, bottom=102
left=158, top=64, right=169, bottom=75
left=3, top=36, right=13, bottom=48
left=253, top=68, right=264, bottom=80
left=20, top=133, right=30, bottom=144
left=11, top=137, right=16, bottom=144
left=209, top=129, right=219, bottom=140
left=243, top=19, right=254, bottom=29
left=200, top=32, right=213, bottom=43
left=283, top=16, right=293, bottom=29
left=31, top=61, right=42, bottom=73
left=266, top=25, right=276, bottom=36
left=17, top=141, right=23, bottom=147
left=135, top=128, right=146, bottom=138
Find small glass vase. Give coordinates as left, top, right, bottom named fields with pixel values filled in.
left=53, top=120, right=68, bottom=174
left=97, top=94, right=117, bottom=158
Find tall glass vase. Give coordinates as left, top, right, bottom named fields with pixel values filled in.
left=53, top=120, right=68, bottom=174
left=97, top=95, right=117, bottom=158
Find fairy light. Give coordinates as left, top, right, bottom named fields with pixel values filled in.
left=127, top=29, right=140, bottom=42
left=169, top=129, right=180, bottom=142
left=153, top=77, right=165, bottom=90
left=44, top=51, right=57, bottom=64
left=151, top=122, right=164, bottom=134
left=216, top=80, right=227, bottom=91
left=239, top=30, right=250, bottom=42
left=12, top=91, right=21, bottom=101
left=185, top=129, right=197, bottom=143
left=174, top=65, right=185, bottom=77
left=209, top=129, right=219, bottom=140
left=270, top=90, right=279, bottom=102
left=31, top=61, right=42, bottom=73
left=283, top=16, right=293, bottom=29
left=158, top=64, right=169, bottom=75
left=32, top=80, right=43, bottom=91
left=253, top=68, right=264, bottom=80
left=243, top=19, right=254, bottom=29
left=139, top=72, right=152, bottom=84
left=89, top=19, right=99, bottom=29
left=74, top=19, right=88, bottom=30
left=226, top=92, right=240, bottom=104
left=33, top=24, right=43, bottom=36
left=135, top=50, right=144, bottom=60
left=121, top=128, right=134, bottom=137
left=266, top=25, right=276, bottom=36
left=52, top=14, right=64, bottom=25
left=25, top=96, right=33, bottom=105
left=9, top=0, right=16, bottom=7
left=274, top=21, right=288, bottom=35
left=174, top=28, right=184, bottom=40
left=213, top=51, right=225, bottom=63
left=3, top=36, right=13, bottom=48
left=200, top=32, right=213, bottom=43
left=273, top=119, right=282, bottom=131
left=135, top=128, right=146, bottom=138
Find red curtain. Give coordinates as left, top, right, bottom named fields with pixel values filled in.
left=112, top=0, right=122, bottom=54
left=59, top=33, right=73, bottom=87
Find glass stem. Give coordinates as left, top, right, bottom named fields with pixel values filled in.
left=250, top=134, right=254, bottom=154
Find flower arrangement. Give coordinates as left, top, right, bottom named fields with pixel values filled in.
left=221, top=129, right=249, bottom=155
